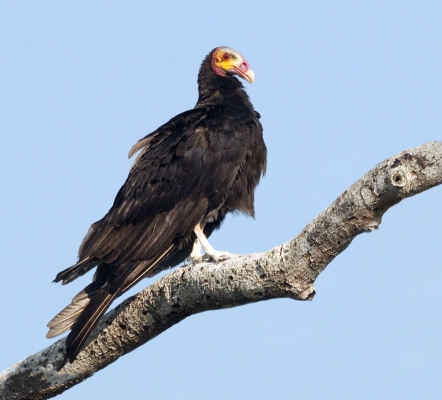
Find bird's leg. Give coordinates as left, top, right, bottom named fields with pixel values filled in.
left=189, top=239, right=203, bottom=262
left=194, top=223, right=233, bottom=262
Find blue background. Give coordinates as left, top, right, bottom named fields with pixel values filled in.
left=1, top=1, right=441, bottom=399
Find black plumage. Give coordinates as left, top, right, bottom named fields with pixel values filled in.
left=47, top=47, right=267, bottom=364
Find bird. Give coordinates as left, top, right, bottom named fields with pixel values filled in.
left=47, top=46, right=267, bottom=364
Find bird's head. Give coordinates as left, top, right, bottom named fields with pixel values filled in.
left=211, top=47, right=255, bottom=83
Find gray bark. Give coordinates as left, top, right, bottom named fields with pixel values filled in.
left=1, top=141, right=441, bottom=400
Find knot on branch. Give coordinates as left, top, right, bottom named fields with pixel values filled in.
left=389, top=167, right=408, bottom=188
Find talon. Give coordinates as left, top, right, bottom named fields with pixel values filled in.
left=206, top=250, right=234, bottom=262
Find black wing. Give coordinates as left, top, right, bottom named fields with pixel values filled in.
left=80, top=106, right=255, bottom=267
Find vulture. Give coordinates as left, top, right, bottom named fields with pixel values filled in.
left=47, top=46, right=267, bottom=363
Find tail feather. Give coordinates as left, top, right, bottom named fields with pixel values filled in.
left=65, top=289, right=116, bottom=363
left=54, top=257, right=97, bottom=284
left=46, top=290, right=91, bottom=338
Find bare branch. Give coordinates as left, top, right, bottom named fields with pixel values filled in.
left=1, top=141, right=441, bottom=400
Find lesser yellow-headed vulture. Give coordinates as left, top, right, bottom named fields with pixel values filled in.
left=47, top=47, right=267, bottom=364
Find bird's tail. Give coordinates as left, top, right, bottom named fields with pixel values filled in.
left=47, top=245, right=174, bottom=364
left=46, top=287, right=94, bottom=339
left=65, top=285, right=116, bottom=363
left=47, top=278, right=116, bottom=363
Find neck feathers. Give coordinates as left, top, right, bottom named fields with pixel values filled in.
left=196, top=52, right=251, bottom=108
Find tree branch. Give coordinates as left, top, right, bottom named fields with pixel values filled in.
left=1, top=141, right=441, bottom=400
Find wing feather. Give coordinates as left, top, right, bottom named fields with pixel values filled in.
left=78, top=107, right=252, bottom=268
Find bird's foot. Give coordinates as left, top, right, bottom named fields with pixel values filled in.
left=204, top=250, right=234, bottom=262
left=188, top=254, right=204, bottom=263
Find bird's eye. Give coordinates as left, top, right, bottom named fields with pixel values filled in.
left=222, top=53, right=231, bottom=60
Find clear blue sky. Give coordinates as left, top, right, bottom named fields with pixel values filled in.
left=1, top=1, right=441, bottom=399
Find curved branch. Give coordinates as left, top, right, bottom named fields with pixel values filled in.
left=1, top=141, right=441, bottom=400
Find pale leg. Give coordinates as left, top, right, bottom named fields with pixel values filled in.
left=194, top=223, right=233, bottom=262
